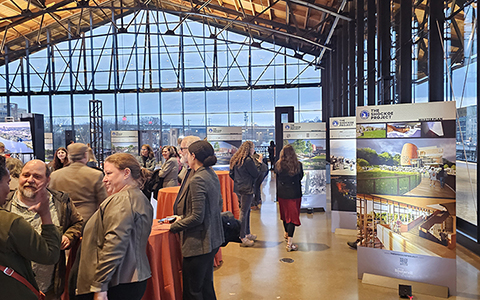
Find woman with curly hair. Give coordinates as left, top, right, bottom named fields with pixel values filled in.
left=48, top=147, right=70, bottom=172
left=229, top=141, right=260, bottom=247
left=275, top=144, right=303, bottom=252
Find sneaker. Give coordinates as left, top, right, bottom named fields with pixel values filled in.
left=286, top=244, right=298, bottom=252
left=246, top=234, right=257, bottom=241
left=240, top=238, right=254, bottom=247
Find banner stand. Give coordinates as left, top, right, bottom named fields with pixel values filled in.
left=362, top=273, right=449, bottom=298
left=300, top=207, right=324, bottom=213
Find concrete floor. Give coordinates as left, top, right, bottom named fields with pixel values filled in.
left=214, top=172, right=480, bottom=300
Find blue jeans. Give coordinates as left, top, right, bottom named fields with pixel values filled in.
left=238, top=193, right=253, bottom=238
left=439, top=177, right=445, bottom=188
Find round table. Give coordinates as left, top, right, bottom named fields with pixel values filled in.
left=142, top=222, right=183, bottom=300
left=156, top=186, right=181, bottom=219
left=214, top=170, right=240, bottom=219
left=156, top=185, right=223, bottom=267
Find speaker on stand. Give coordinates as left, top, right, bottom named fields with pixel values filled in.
left=21, top=114, right=45, bottom=161
left=65, top=130, right=75, bottom=148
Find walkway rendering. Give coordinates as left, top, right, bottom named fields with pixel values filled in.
left=404, top=177, right=456, bottom=199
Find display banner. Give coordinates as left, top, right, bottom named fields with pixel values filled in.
left=45, top=132, right=53, bottom=161
left=329, top=117, right=356, bottom=232
left=207, top=126, right=243, bottom=169
left=111, top=130, right=139, bottom=156
left=356, top=102, right=456, bottom=294
left=283, top=122, right=327, bottom=210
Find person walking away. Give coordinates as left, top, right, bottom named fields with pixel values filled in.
left=251, top=151, right=268, bottom=210
left=275, top=144, right=304, bottom=252
left=229, top=141, right=260, bottom=247
left=438, top=166, right=447, bottom=189
left=267, top=141, right=276, bottom=170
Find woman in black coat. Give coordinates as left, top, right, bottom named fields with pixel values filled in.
left=275, top=144, right=303, bottom=252
left=267, top=141, right=276, bottom=170
left=229, top=141, right=260, bottom=247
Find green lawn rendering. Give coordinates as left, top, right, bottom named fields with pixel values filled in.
left=357, top=169, right=421, bottom=195
left=301, top=155, right=327, bottom=170
left=358, top=130, right=386, bottom=138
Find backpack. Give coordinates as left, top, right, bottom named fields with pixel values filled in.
left=220, top=211, right=241, bottom=247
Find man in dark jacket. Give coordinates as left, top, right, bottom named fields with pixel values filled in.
left=2, top=159, right=83, bottom=300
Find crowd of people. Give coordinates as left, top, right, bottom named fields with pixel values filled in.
left=0, top=137, right=303, bottom=300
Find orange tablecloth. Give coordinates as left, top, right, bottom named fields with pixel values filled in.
left=215, top=170, right=240, bottom=219
left=156, top=186, right=181, bottom=219
left=143, top=222, right=183, bottom=300
left=156, top=185, right=223, bottom=267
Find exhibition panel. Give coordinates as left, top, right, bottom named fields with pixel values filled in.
left=329, top=117, right=357, bottom=232
left=356, top=102, right=457, bottom=294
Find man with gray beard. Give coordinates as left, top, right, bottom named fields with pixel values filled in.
left=177, top=135, right=201, bottom=184
left=2, top=159, right=83, bottom=300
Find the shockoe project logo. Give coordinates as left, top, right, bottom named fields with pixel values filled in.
left=360, top=110, right=370, bottom=120
left=284, top=124, right=302, bottom=131
left=208, top=128, right=223, bottom=134
left=332, top=120, right=339, bottom=127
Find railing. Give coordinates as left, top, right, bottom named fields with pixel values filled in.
left=357, top=173, right=422, bottom=195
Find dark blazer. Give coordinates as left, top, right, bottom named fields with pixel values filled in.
left=170, top=167, right=225, bottom=257
left=229, top=156, right=259, bottom=195
left=275, top=163, right=304, bottom=199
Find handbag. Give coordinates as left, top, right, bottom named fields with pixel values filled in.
left=0, top=265, right=45, bottom=300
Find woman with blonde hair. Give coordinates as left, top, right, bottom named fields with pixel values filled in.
left=86, top=147, right=97, bottom=168
left=229, top=141, right=260, bottom=247
left=275, top=144, right=303, bottom=252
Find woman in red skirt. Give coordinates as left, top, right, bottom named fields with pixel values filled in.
left=275, top=144, right=304, bottom=252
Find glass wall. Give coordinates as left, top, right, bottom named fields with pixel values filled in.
left=449, top=6, right=477, bottom=228
left=0, top=12, right=322, bottom=156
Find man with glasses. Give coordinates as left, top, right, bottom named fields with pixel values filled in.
left=177, top=136, right=201, bottom=184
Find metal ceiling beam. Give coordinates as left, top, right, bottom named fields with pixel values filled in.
left=285, top=0, right=352, bottom=21
left=318, top=0, right=348, bottom=61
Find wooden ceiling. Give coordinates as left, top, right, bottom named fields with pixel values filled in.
left=0, top=0, right=471, bottom=69
left=0, top=0, right=347, bottom=64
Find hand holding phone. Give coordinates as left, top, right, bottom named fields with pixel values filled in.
left=158, top=217, right=177, bottom=224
